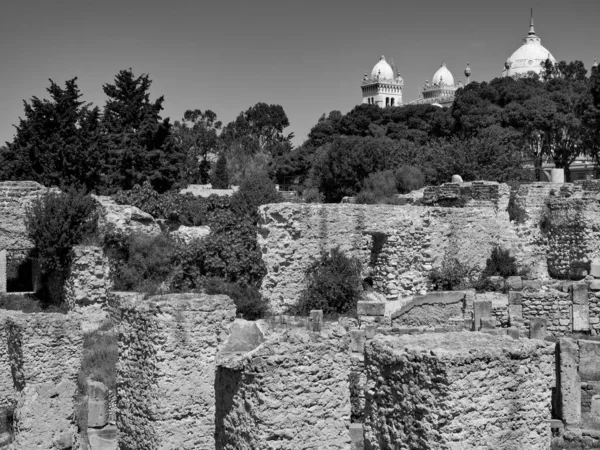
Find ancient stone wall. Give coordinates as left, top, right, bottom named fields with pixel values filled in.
left=0, top=311, right=82, bottom=449
left=363, top=332, right=555, bottom=450
left=258, top=203, right=519, bottom=312
left=215, top=324, right=351, bottom=449
left=117, top=293, right=235, bottom=450
left=63, top=245, right=111, bottom=310
left=422, top=181, right=510, bottom=209
left=390, top=292, right=467, bottom=328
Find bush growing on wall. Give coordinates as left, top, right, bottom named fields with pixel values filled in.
left=204, top=277, right=269, bottom=320
left=481, top=246, right=518, bottom=278
left=25, top=189, right=98, bottom=304
left=429, top=256, right=473, bottom=291
left=294, top=247, right=363, bottom=317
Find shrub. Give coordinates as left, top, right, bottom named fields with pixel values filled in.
left=294, top=247, right=363, bottom=317
left=105, top=230, right=176, bottom=294
left=429, top=256, right=472, bottom=291
left=396, top=165, right=425, bottom=193
left=481, top=246, right=518, bottom=278
left=212, top=154, right=229, bottom=189
left=204, top=277, right=269, bottom=320
left=230, top=168, right=281, bottom=220
left=355, top=170, right=398, bottom=204
left=25, top=189, right=98, bottom=304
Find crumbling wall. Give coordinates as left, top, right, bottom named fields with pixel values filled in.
left=0, top=312, right=82, bottom=449
left=363, top=332, right=554, bottom=450
left=521, top=287, right=572, bottom=335
left=258, top=203, right=519, bottom=312
left=117, top=293, right=236, bottom=450
left=390, top=292, right=467, bottom=328
left=63, top=245, right=111, bottom=313
left=215, top=325, right=351, bottom=449
left=422, top=181, right=510, bottom=209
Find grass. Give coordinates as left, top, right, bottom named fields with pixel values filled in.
left=75, top=321, right=118, bottom=441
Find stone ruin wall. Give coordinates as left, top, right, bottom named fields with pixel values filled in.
left=117, top=293, right=236, bottom=450
left=0, top=311, right=82, bottom=449
left=215, top=323, right=351, bottom=449
left=258, top=202, right=520, bottom=312
left=363, top=332, right=555, bottom=450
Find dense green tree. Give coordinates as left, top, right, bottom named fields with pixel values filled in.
left=212, top=153, right=229, bottom=189
left=171, top=109, right=222, bottom=185
left=231, top=168, right=281, bottom=220
left=101, top=69, right=184, bottom=193
left=2, top=78, right=103, bottom=190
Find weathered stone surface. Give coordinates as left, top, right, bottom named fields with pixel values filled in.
left=87, top=380, right=109, bottom=428
left=350, top=330, right=366, bottom=353
left=357, top=301, right=385, bottom=317
left=506, top=276, right=523, bottom=291
left=589, top=279, right=600, bottom=291
left=310, top=310, right=323, bottom=331
left=473, top=300, right=492, bottom=330
left=508, top=304, right=523, bottom=326
left=170, top=225, right=210, bottom=244
left=88, top=425, right=117, bottom=450
left=573, top=304, right=590, bottom=332
left=591, top=395, right=600, bottom=418
left=220, top=319, right=265, bottom=354
left=591, top=259, right=600, bottom=278
left=508, top=291, right=522, bottom=305
left=117, top=293, right=236, bottom=450
left=580, top=340, right=600, bottom=382
left=560, top=338, right=581, bottom=426
left=63, top=245, right=112, bottom=314
left=350, top=423, right=364, bottom=450
left=523, top=280, right=542, bottom=290
left=392, top=292, right=466, bottom=328
left=94, top=195, right=160, bottom=237
left=364, top=332, right=554, bottom=450
left=215, top=326, right=351, bottom=449
left=573, top=283, right=590, bottom=305
left=530, top=318, right=548, bottom=340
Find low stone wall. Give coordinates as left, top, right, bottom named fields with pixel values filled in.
left=422, top=181, right=510, bottom=209
left=0, top=311, right=82, bottom=449
left=215, top=325, right=351, bottom=449
left=117, top=293, right=236, bottom=450
left=64, top=245, right=111, bottom=309
left=363, top=332, right=554, bottom=450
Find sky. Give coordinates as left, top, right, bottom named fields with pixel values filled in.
left=0, top=0, right=598, bottom=147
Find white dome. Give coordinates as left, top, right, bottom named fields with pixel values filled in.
left=432, top=63, right=455, bottom=87
left=503, top=16, right=556, bottom=77
left=370, top=55, right=394, bottom=80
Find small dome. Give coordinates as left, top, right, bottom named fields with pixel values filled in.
left=432, top=62, right=455, bottom=87
left=370, top=55, right=394, bottom=80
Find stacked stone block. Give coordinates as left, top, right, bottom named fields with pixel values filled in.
left=63, top=245, right=112, bottom=309
left=215, top=325, right=351, bottom=449
left=117, top=293, right=236, bottom=450
left=364, top=332, right=555, bottom=450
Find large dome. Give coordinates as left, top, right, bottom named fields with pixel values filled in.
left=370, top=55, right=394, bottom=80
left=503, top=14, right=556, bottom=77
left=432, top=62, right=455, bottom=87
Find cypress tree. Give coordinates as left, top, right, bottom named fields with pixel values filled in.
left=212, top=154, right=229, bottom=189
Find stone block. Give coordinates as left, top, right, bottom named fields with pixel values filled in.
left=357, top=301, right=385, bottom=317
left=589, top=280, right=600, bottom=291
left=310, top=310, right=323, bottom=332
left=473, top=300, right=492, bottom=331
left=591, top=259, right=600, bottom=278
left=487, top=276, right=505, bottom=291
left=572, top=283, right=589, bottom=305
left=87, top=380, right=109, bottom=428
left=523, top=280, right=542, bottom=291
left=350, top=330, right=366, bottom=353
left=508, top=291, right=522, bottom=305
left=221, top=319, right=265, bottom=353
left=87, top=425, right=117, bottom=450
left=530, top=318, right=547, bottom=340
left=364, top=324, right=376, bottom=340
left=559, top=338, right=581, bottom=426
left=506, top=327, right=520, bottom=340
left=506, top=276, right=523, bottom=291
left=350, top=423, right=364, bottom=450
left=592, top=395, right=600, bottom=418
left=573, top=304, right=590, bottom=332
left=508, top=304, right=523, bottom=326
left=580, top=340, right=600, bottom=381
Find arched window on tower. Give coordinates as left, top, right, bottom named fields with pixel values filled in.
left=385, top=97, right=389, bottom=107
left=391, top=98, right=395, bottom=107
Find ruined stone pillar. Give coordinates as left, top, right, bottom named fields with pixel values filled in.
left=559, top=338, right=581, bottom=427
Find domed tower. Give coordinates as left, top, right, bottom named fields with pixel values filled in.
left=464, top=62, right=472, bottom=85
left=502, top=10, right=556, bottom=78
left=418, top=62, right=459, bottom=107
left=361, top=55, right=404, bottom=107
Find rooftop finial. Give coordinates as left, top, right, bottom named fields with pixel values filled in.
left=529, top=8, right=536, bottom=35
left=594, top=58, right=599, bottom=68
